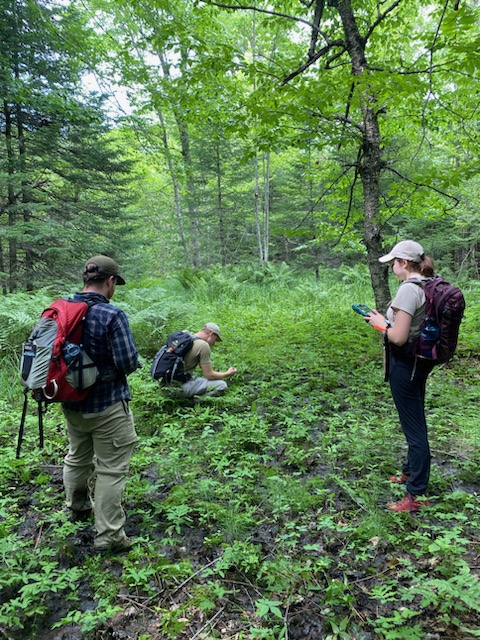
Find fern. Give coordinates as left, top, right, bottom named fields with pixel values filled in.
left=403, top=561, right=480, bottom=613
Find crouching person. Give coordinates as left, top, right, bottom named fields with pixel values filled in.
left=172, top=323, right=237, bottom=398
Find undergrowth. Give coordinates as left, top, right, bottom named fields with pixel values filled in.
left=0, top=264, right=479, bottom=639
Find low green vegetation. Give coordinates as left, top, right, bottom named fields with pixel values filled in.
left=0, top=264, right=479, bottom=639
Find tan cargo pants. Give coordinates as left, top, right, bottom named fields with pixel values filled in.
left=63, top=400, right=137, bottom=549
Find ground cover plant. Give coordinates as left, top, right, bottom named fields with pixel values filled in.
left=0, top=264, right=479, bottom=639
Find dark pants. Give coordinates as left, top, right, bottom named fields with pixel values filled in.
left=389, top=354, right=434, bottom=496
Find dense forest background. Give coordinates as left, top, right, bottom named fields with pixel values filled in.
left=1, top=0, right=479, bottom=305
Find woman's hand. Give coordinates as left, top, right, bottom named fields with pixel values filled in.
left=365, top=309, right=389, bottom=332
left=366, top=309, right=412, bottom=346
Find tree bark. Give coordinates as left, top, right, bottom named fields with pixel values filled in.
left=263, top=151, right=270, bottom=263
left=3, top=100, right=17, bottom=293
left=158, top=48, right=200, bottom=268
left=215, top=143, right=227, bottom=266
left=253, top=153, right=264, bottom=263
left=157, top=108, right=189, bottom=263
left=336, top=0, right=391, bottom=309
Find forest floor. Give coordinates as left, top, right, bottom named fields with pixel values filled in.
left=1, top=274, right=479, bottom=640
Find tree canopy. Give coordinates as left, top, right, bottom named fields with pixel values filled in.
left=1, top=0, right=478, bottom=295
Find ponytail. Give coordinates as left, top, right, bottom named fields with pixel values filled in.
left=419, top=255, right=435, bottom=277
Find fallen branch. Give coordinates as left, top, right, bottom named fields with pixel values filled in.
left=143, top=556, right=221, bottom=606
left=34, top=523, right=43, bottom=550
left=190, top=606, right=225, bottom=640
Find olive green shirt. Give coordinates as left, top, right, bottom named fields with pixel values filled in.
left=183, top=333, right=211, bottom=375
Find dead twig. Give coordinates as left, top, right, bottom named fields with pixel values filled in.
left=34, top=523, right=43, bottom=550
left=143, top=556, right=221, bottom=606
left=190, top=606, right=225, bottom=639
left=117, top=594, right=157, bottom=613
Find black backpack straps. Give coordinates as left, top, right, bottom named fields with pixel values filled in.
left=16, top=390, right=29, bottom=459
left=16, top=391, right=45, bottom=459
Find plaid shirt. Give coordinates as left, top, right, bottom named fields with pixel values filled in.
left=63, top=292, right=138, bottom=413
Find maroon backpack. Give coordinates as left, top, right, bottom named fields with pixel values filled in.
left=396, top=276, right=465, bottom=363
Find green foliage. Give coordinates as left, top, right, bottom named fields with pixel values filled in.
left=0, top=267, right=479, bottom=639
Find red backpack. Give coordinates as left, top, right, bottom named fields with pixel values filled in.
left=18, top=298, right=98, bottom=456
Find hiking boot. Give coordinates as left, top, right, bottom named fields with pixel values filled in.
left=94, top=537, right=135, bottom=555
left=69, top=508, right=93, bottom=523
left=387, top=492, right=430, bottom=512
left=389, top=472, right=410, bottom=484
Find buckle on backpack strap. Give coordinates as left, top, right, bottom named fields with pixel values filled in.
left=42, top=380, right=58, bottom=401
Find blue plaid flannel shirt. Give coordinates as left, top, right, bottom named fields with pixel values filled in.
left=62, top=292, right=139, bottom=413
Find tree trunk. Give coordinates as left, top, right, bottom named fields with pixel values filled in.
left=157, top=108, right=189, bottom=263
left=336, top=0, right=391, bottom=310
left=215, top=143, right=227, bottom=266
left=253, top=153, right=264, bottom=263
left=158, top=48, right=200, bottom=268
left=16, top=100, right=34, bottom=290
left=3, top=100, right=17, bottom=293
left=178, top=120, right=201, bottom=268
left=263, top=151, right=270, bottom=263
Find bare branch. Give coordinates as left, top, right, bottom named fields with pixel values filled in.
left=204, top=0, right=314, bottom=29
left=379, top=185, right=421, bottom=232
left=363, top=0, right=403, bottom=43
left=281, top=40, right=345, bottom=84
left=308, top=0, right=325, bottom=59
left=366, top=63, right=453, bottom=75
left=289, top=165, right=355, bottom=232
left=332, top=160, right=360, bottom=248
left=385, top=166, right=460, bottom=207
left=325, top=49, right=348, bottom=69
left=411, top=0, right=450, bottom=164
left=337, top=81, right=356, bottom=151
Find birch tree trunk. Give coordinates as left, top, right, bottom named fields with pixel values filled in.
left=263, top=151, right=270, bottom=263
left=254, top=153, right=264, bottom=263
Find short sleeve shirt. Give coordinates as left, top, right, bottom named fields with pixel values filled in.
left=387, top=277, right=428, bottom=340
left=183, top=334, right=211, bottom=374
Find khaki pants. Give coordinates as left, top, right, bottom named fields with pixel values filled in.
left=63, top=400, right=137, bottom=549
left=180, top=377, right=228, bottom=398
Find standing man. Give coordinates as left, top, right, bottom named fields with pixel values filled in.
left=62, top=255, right=139, bottom=553
left=175, top=322, right=237, bottom=399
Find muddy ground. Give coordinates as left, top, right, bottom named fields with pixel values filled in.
left=4, top=457, right=480, bottom=640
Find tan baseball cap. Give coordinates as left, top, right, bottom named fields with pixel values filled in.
left=204, top=322, right=222, bottom=341
left=379, top=240, right=425, bottom=264
left=84, top=255, right=126, bottom=285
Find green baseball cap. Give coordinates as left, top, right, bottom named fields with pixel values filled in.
left=84, top=255, right=126, bottom=285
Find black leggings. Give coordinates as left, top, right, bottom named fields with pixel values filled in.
left=389, top=354, right=434, bottom=496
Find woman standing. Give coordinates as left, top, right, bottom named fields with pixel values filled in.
left=366, top=240, right=435, bottom=512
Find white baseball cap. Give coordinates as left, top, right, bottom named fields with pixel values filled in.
left=379, top=240, right=425, bottom=264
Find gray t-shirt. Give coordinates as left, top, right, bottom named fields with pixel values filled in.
left=387, top=277, right=428, bottom=340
